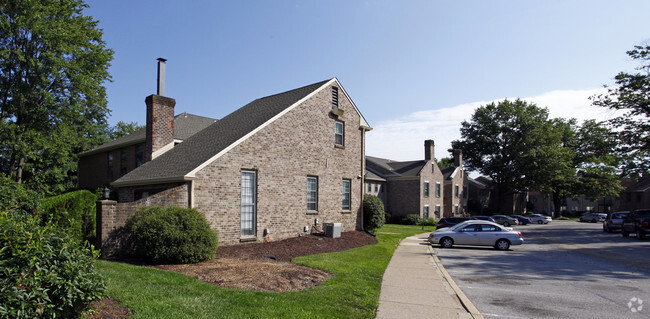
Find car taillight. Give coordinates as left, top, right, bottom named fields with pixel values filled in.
left=518, top=232, right=522, bottom=238
left=643, top=221, right=649, bottom=227
left=608, top=221, right=613, bottom=224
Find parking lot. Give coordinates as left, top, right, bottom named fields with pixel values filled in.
left=434, top=220, right=650, bottom=319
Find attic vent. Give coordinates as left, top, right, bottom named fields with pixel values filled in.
left=330, top=86, right=343, bottom=117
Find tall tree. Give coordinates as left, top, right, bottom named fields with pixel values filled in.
left=0, top=0, right=113, bottom=195
left=591, top=44, right=650, bottom=177
left=451, top=99, right=566, bottom=213
left=109, top=121, right=144, bottom=140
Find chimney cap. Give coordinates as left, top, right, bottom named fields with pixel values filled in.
left=157, top=57, right=167, bottom=62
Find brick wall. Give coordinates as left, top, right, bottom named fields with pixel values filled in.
left=78, top=142, right=145, bottom=191
left=97, top=183, right=189, bottom=255
left=145, top=95, right=175, bottom=162
left=192, top=84, right=364, bottom=246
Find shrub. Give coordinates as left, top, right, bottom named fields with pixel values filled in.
left=0, top=212, right=105, bottom=318
left=363, top=194, right=386, bottom=232
left=402, top=214, right=421, bottom=225
left=422, top=218, right=437, bottom=226
left=39, top=190, right=98, bottom=244
left=125, top=206, right=219, bottom=264
left=0, top=175, right=42, bottom=217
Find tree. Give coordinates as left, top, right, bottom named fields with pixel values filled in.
left=591, top=44, right=650, bottom=177
left=109, top=121, right=145, bottom=140
left=451, top=99, right=566, bottom=213
left=0, top=0, right=113, bottom=195
left=437, top=157, right=454, bottom=168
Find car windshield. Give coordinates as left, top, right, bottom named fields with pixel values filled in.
left=612, top=213, right=627, bottom=219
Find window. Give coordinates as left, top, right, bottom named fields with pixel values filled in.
left=463, top=186, right=468, bottom=198
left=435, top=183, right=441, bottom=198
left=332, top=86, right=339, bottom=108
left=435, top=205, right=441, bottom=219
left=424, top=182, right=430, bottom=197
left=454, top=205, right=459, bottom=215
left=342, top=179, right=351, bottom=211
left=107, top=152, right=113, bottom=178
left=307, top=176, right=318, bottom=211
left=424, top=206, right=430, bottom=219
left=367, top=183, right=371, bottom=192
left=335, top=121, right=344, bottom=146
left=374, top=183, right=378, bottom=192
left=135, top=144, right=143, bottom=168
left=120, top=149, right=127, bottom=176
left=241, top=171, right=256, bottom=237
left=454, top=184, right=460, bottom=198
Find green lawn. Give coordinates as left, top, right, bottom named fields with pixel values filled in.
left=96, top=224, right=435, bottom=318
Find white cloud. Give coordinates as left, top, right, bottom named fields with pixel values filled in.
left=366, top=87, right=616, bottom=162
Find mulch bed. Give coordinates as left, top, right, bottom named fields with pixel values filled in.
left=90, top=231, right=377, bottom=318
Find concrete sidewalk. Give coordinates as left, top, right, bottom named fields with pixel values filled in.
left=376, top=233, right=484, bottom=319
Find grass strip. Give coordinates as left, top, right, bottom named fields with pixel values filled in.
left=96, top=224, right=435, bottom=318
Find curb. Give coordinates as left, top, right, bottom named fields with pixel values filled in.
left=427, top=243, right=485, bottom=319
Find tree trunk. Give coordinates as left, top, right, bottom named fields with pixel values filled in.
left=15, top=156, right=24, bottom=184
left=552, top=192, right=562, bottom=217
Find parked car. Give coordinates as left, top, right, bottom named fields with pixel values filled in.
left=603, top=211, right=629, bottom=233
left=471, top=215, right=496, bottom=222
left=492, top=215, right=519, bottom=227
left=428, top=220, right=524, bottom=250
left=436, top=217, right=471, bottom=229
left=526, top=214, right=552, bottom=224
left=580, top=212, right=607, bottom=223
left=621, top=209, right=650, bottom=239
left=513, top=215, right=531, bottom=225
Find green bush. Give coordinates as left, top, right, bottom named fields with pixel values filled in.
left=402, top=214, right=421, bottom=225
left=125, top=206, right=219, bottom=264
left=422, top=218, right=437, bottom=226
left=39, top=190, right=98, bottom=244
left=0, top=212, right=105, bottom=318
left=363, top=194, right=386, bottom=232
left=0, top=175, right=42, bottom=217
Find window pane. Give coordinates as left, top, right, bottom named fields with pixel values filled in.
left=307, top=177, right=318, bottom=211
left=342, top=179, right=351, bottom=210
left=241, top=171, right=256, bottom=237
left=335, top=121, right=344, bottom=145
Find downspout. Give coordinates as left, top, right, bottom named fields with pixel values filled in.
left=360, top=127, right=366, bottom=231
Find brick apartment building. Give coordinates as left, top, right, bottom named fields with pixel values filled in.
left=365, top=140, right=446, bottom=221
left=80, top=76, right=371, bottom=247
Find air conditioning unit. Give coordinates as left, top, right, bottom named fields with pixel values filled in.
left=323, top=222, right=341, bottom=238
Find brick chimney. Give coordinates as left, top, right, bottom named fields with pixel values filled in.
left=144, top=58, right=175, bottom=162
left=424, top=140, right=435, bottom=161
left=453, top=149, right=463, bottom=167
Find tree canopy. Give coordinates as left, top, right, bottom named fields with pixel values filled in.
left=591, top=44, right=650, bottom=177
left=0, top=0, right=113, bottom=195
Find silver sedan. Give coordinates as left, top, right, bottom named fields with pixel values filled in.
left=428, top=220, right=524, bottom=250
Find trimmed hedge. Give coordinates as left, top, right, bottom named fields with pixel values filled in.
left=363, top=194, right=386, bottom=232
left=0, top=212, right=105, bottom=318
left=402, top=214, right=421, bottom=225
left=125, top=206, right=219, bottom=264
left=40, top=190, right=98, bottom=244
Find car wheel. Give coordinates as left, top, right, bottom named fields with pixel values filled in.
left=495, top=239, right=510, bottom=250
left=538, top=220, right=543, bottom=224
left=637, top=228, right=646, bottom=240
left=623, top=230, right=630, bottom=238
left=440, top=237, right=454, bottom=248
left=603, top=225, right=607, bottom=232
left=503, top=222, right=510, bottom=227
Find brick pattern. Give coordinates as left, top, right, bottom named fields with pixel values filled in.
left=192, top=85, right=363, bottom=246
left=385, top=160, right=444, bottom=222
left=444, top=169, right=467, bottom=217
left=145, top=95, right=176, bottom=162
left=102, top=84, right=364, bottom=247
left=78, top=143, right=145, bottom=190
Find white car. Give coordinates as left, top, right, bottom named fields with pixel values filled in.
left=428, top=220, right=524, bottom=250
left=526, top=214, right=552, bottom=224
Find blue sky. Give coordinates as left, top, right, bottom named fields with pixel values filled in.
left=85, top=0, right=650, bottom=162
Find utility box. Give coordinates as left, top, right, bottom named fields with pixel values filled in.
left=323, top=222, right=341, bottom=238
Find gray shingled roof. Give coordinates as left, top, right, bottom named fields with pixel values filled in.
left=79, top=113, right=216, bottom=157
left=441, top=166, right=459, bottom=180
left=113, top=79, right=331, bottom=186
left=366, top=156, right=426, bottom=178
